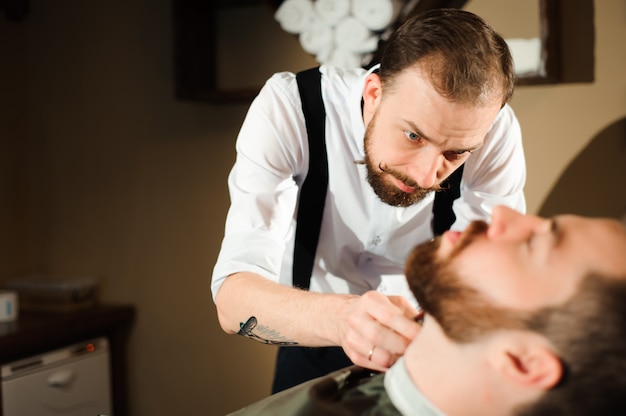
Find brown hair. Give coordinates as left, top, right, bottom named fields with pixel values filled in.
left=515, top=274, right=626, bottom=415
left=380, top=8, right=515, bottom=106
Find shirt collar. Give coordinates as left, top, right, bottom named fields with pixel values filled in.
left=384, top=357, right=447, bottom=416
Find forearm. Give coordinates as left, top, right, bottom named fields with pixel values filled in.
left=215, top=271, right=358, bottom=347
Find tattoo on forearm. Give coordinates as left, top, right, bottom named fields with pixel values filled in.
left=235, top=316, right=298, bottom=346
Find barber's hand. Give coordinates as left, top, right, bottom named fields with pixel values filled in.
left=341, top=290, right=422, bottom=372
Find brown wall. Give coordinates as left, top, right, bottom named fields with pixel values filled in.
left=0, top=17, right=27, bottom=279
left=0, top=0, right=624, bottom=415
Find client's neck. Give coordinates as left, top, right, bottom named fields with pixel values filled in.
left=403, top=315, right=508, bottom=416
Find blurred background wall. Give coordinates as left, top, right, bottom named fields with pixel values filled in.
left=0, top=0, right=624, bottom=414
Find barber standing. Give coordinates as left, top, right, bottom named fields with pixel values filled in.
left=211, top=8, right=526, bottom=393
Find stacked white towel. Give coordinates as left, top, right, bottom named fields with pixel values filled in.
left=275, top=0, right=317, bottom=34
left=274, top=0, right=404, bottom=68
left=314, top=0, right=350, bottom=26
left=328, top=48, right=363, bottom=68
left=352, top=0, right=403, bottom=31
left=300, top=19, right=334, bottom=55
left=335, top=17, right=379, bottom=53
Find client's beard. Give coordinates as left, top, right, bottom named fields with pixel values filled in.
left=405, top=220, right=530, bottom=343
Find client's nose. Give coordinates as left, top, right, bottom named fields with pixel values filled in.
left=487, top=206, right=550, bottom=240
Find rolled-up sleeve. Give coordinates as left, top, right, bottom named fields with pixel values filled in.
left=211, top=73, right=308, bottom=301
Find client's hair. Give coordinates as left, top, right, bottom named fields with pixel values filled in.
left=516, top=273, right=626, bottom=415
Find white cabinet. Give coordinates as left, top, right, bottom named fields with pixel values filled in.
left=1, top=337, right=112, bottom=416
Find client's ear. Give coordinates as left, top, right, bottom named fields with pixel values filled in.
left=499, top=337, right=562, bottom=390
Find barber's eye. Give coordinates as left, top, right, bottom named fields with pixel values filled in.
left=404, top=130, right=420, bottom=141
left=443, top=150, right=470, bottom=162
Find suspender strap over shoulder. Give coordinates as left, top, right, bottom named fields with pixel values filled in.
left=293, top=67, right=328, bottom=290
left=292, top=66, right=464, bottom=290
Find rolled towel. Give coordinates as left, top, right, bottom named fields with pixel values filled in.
left=335, top=16, right=379, bottom=54
left=314, top=0, right=351, bottom=26
left=274, top=0, right=316, bottom=34
left=352, top=0, right=403, bottom=31
left=299, top=19, right=334, bottom=55
left=506, top=37, right=542, bottom=75
left=316, top=47, right=334, bottom=66
left=326, top=47, right=364, bottom=68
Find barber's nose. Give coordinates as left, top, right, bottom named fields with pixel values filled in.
left=413, top=156, right=440, bottom=189
left=487, top=205, right=551, bottom=240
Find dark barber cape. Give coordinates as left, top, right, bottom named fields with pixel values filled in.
left=228, top=366, right=401, bottom=415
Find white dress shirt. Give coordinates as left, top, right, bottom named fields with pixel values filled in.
left=211, top=65, right=526, bottom=305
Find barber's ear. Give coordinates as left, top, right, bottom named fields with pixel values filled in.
left=362, top=73, right=382, bottom=110
left=500, top=341, right=562, bottom=390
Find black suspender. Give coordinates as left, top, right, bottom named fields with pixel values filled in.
left=292, top=66, right=463, bottom=291
left=293, top=67, right=328, bottom=290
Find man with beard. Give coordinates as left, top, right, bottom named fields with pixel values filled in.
left=228, top=206, right=626, bottom=415
left=212, top=9, right=526, bottom=393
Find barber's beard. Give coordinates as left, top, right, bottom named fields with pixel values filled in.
left=405, top=220, right=530, bottom=343
left=361, top=115, right=441, bottom=207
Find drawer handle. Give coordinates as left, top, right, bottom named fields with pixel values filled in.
left=47, top=369, right=76, bottom=387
